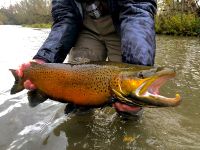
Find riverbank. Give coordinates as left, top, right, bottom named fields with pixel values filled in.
left=23, top=23, right=52, bottom=29
left=155, top=13, right=200, bottom=36
left=21, top=12, right=200, bottom=37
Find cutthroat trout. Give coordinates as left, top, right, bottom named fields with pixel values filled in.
left=9, top=62, right=181, bottom=108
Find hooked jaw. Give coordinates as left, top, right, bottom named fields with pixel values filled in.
left=131, top=71, right=181, bottom=107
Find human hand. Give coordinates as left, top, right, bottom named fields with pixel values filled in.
left=113, top=102, right=142, bottom=115
left=16, top=59, right=45, bottom=90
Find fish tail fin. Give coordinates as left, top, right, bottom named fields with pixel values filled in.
left=9, top=69, right=25, bottom=94
left=28, top=90, right=48, bottom=107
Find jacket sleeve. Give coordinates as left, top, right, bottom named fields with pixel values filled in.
left=33, top=0, right=82, bottom=63
left=119, top=0, right=157, bottom=66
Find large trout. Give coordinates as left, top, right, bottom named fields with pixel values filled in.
left=9, top=62, right=181, bottom=108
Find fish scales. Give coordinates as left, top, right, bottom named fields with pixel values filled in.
left=10, top=61, right=181, bottom=107
left=23, top=63, right=127, bottom=105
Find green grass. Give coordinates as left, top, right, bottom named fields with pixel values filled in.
left=23, top=23, right=51, bottom=28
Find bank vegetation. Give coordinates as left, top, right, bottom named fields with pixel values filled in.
left=156, top=0, right=200, bottom=36
left=0, top=0, right=51, bottom=26
left=0, top=0, right=200, bottom=35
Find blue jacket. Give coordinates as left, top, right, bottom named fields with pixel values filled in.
left=33, top=0, right=157, bottom=66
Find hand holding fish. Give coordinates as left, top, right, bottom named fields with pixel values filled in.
left=16, top=59, right=45, bottom=90
left=10, top=62, right=181, bottom=116
left=14, top=60, right=144, bottom=114
left=113, top=102, right=142, bottom=112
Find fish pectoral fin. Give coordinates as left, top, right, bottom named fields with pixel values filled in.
left=112, top=89, right=144, bottom=107
left=64, top=103, right=77, bottom=115
left=28, top=90, right=48, bottom=107
left=64, top=104, right=93, bottom=115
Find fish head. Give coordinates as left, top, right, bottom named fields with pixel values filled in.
left=113, top=67, right=181, bottom=107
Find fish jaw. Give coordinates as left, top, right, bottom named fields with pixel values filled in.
left=130, top=69, right=181, bottom=107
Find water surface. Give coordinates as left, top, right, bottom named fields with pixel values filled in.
left=0, top=25, right=200, bottom=150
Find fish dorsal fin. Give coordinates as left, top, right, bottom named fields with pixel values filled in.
left=68, top=57, right=91, bottom=64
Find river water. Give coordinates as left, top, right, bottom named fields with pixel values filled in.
left=0, top=25, right=200, bottom=150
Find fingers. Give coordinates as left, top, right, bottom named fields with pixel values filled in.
left=16, top=59, right=45, bottom=77
left=113, top=102, right=142, bottom=112
left=24, top=80, right=36, bottom=90
left=15, top=59, right=45, bottom=90
left=33, top=59, right=46, bottom=64
left=16, top=62, right=31, bottom=77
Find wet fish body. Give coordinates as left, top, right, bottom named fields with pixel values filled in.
left=10, top=62, right=181, bottom=107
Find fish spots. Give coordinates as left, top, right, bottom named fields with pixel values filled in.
left=25, top=62, right=145, bottom=105
left=111, top=78, right=120, bottom=90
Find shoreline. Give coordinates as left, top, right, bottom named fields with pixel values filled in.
left=22, top=23, right=52, bottom=29
left=2, top=23, right=199, bottom=37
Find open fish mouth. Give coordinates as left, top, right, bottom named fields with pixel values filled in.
left=131, top=69, right=181, bottom=107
